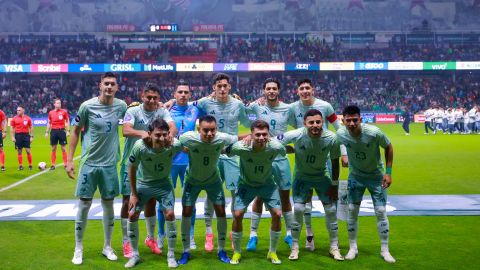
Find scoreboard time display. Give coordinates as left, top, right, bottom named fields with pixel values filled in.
left=149, top=24, right=178, bottom=32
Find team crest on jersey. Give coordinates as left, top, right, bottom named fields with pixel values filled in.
left=59, top=115, right=63, bottom=120
left=129, top=156, right=136, bottom=163
left=276, top=134, right=284, bottom=140
left=124, top=115, right=132, bottom=122
left=23, top=120, right=27, bottom=125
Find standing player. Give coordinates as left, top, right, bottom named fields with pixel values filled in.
left=195, top=73, right=250, bottom=251
left=0, top=108, right=6, bottom=171
left=120, top=83, right=177, bottom=258
left=244, top=78, right=295, bottom=250
left=227, top=120, right=286, bottom=265
left=276, top=109, right=343, bottom=261
left=336, top=105, right=395, bottom=263
left=10, top=106, right=33, bottom=170
left=424, top=107, right=435, bottom=134
left=157, top=79, right=201, bottom=251
left=45, top=99, right=70, bottom=170
left=454, top=107, right=465, bottom=134
left=125, top=119, right=181, bottom=268
left=177, top=115, right=238, bottom=265
left=66, top=72, right=127, bottom=265
left=288, top=78, right=347, bottom=251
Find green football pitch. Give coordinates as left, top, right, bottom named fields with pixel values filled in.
left=0, top=124, right=479, bottom=269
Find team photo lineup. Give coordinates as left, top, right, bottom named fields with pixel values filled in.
left=1, top=71, right=398, bottom=268
left=1, top=1, right=480, bottom=270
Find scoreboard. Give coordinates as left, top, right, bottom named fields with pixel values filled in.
left=149, top=24, right=178, bottom=32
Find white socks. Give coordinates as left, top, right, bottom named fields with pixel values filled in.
left=127, top=220, right=140, bottom=256
left=269, top=230, right=281, bottom=253
left=323, top=203, right=339, bottom=248
left=101, top=199, right=115, bottom=248
left=181, top=216, right=192, bottom=252
left=75, top=200, right=92, bottom=249
left=232, top=231, right=242, bottom=253
left=145, top=216, right=156, bottom=238
left=204, top=198, right=214, bottom=234
left=217, top=216, right=227, bottom=251
left=166, top=220, right=177, bottom=258
left=249, top=212, right=262, bottom=237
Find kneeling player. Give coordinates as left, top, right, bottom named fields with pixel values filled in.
left=337, top=105, right=395, bottom=263
left=125, top=119, right=181, bottom=268
left=228, top=120, right=286, bottom=265
left=277, top=109, right=343, bottom=261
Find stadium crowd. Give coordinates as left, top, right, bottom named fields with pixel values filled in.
left=2, top=37, right=480, bottom=63
left=1, top=72, right=478, bottom=118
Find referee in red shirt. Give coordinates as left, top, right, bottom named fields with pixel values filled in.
left=45, top=99, right=70, bottom=170
left=0, top=108, right=7, bottom=171
left=9, top=106, right=34, bottom=170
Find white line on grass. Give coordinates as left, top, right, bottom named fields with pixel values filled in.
left=0, top=156, right=80, bottom=193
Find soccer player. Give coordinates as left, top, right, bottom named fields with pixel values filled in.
left=244, top=78, right=294, bottom=250
left=125, top=119, right=181, bottom=268
left=227, top=120, right=286, bottom=265
left=288, top=78, right=347, bottom=251
left=275, top=109, right=343, bottom=261
left=10, top=106, right=33, bottom=170
left=177, top=115, right=238, bottom=265
left=195, top=73, right=250, bottom=251
left=0, top=108, right=6, bottom=171
left=336, top=105, right=395, bottom=263
left=401, top=108, right=411, bottom=135
left=157, top=79, right=201, bottom=250
left=45, top=99, right=70, bottom=170
left=467, top=105, right=478, bottom=133
left=66, top=72, right=127, bottom=265
left=120, top=83, right=177, bottom=258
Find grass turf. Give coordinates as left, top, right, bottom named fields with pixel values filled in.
left=0, top=216, right=479, bottom=270
left=0, top=123, right=479, bottom=199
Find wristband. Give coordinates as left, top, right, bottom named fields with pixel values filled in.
left=331, top=180, right=339, bottom=186
left=385, top=167, right=392, bottom=175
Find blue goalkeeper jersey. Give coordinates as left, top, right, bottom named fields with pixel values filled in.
left=170, top=102, right=202, bottom=165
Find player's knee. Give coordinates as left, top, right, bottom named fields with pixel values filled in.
left=182, top=206, right=193, bottom=217
left=233, top=210, right=244, bottom=220
left=214, top=206, right=226, bottom=217
left=165, top=210, right=175, bottom=221
left=128, top=211, right=140, bottom=222
left=271, top=208, right=282, bottom=220
left=324, top=203, right=337, bottom=217
left=374, top=205, right=387, bottom=220
left=294, top=202, right=306, bottom=214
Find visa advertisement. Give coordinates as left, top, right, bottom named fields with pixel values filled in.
left=0, top=64, right=31, bottom=73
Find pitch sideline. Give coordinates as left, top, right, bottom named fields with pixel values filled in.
left=0, top=156, right=80, bottom=193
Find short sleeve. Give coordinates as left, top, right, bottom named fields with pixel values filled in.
left=75, top=103, right=88, bottom=128
left=123, top=108, right=136, bottom=126
left=128, top=142, right=142, bottom=167
left=376, top=129, right=391, bottom=149
left=329, top=135, right=341, bottom=159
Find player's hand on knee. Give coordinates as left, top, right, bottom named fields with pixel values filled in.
left=129, top=195, right=139, bottom=212
left=11, top=137, right=15, bottom=142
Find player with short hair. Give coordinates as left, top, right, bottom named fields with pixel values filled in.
left=424, top=107, right=435, bottom=134
left=120, top=83, right=177, bottom=258
left=0, top=108, right=6, bottom=171
left=244, top=78, right=295, bottom=250
left=66, top=72, right=127, bottom=265
left=177, top=115, right=238, bottom=265
left=228, top=120, right=286, bottom=265
left=10, top=106, right=33, bottom=170
left=276, top=109, right=343, bottom=261
left=157, top=79, right=201, bottom=250
left=125, top=118, right=181, bottom=268
left=194, top=73, right=250, bottom=251
left=45, top=98, right=70, bottom=170
left=336, top=105, right=395, bottom=263
left=288, top=78, right=347, bottom=251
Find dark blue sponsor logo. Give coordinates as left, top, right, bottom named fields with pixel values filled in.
left=285, top=63, right=319, bottom=71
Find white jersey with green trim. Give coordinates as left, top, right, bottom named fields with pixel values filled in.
left=179, top=131, right=238, bottom=185
left=246, top=101, right=292, bottom=136
left=336, top=124, right=391, bottom=178
left=75, top=97, right=127, bottom=167
left=277, top=128, right=340, bottom=181
left=120, top=105, right=173, bottom=166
